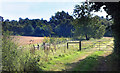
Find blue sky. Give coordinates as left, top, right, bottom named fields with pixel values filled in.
left=0, top=0, right=108, bottom=21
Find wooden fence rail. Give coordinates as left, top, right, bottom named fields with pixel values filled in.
left=67, top=41, right=81, bottom=51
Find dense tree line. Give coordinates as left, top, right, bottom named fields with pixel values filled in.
left=2, top=11, right=74, bottom=37
left=2, top=8, right=112, bottom=38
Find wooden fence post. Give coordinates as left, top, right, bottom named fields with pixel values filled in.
left=99, top=41, right=100, bottom=51
left=67, top=43, right=68, bottom=49
left=79, top=41, right=81, bottom=51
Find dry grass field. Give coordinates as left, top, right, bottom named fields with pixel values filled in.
left=11, top=36, right=45, bottom=46
left=11, top=36, right=113, bottom=46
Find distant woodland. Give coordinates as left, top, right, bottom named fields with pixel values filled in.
left=2, top=3, right=113, bottom=39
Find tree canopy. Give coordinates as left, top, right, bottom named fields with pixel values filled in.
left=49, top=11, right=74, bottom=37
left=72, top=2, right=106, bottom=40
left=2, top=11, right=74, bottom=37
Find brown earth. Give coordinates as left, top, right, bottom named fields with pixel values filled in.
left=11, top=36, right=45, bottom=46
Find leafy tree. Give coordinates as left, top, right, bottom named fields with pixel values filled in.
left=90, top=2, right=120, bottom=55
left=34, top=26, right=44, bottom=36
left=43, top=25, right=51, bottom=37
left=91, top=16, right=106, bottom=39
left=2, top=19, right=10, bottom=31
left=19, top=18, right=25, bottom=25
left=100, top=17, right=113, bottom=37
left=49, top=11, right=74, bottom=37
left=73, top=2, right=92, bottom=40
left=73, top=2, right=106, bottom=40
left=2, top=11, right=74, bottom=37
left=24, top=24, right=34, bottom=36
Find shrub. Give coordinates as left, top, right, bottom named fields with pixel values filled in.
left=2, top=30, right=19, bottom=71
left=2, top=30, right=42, bottom=71
left=43, top=37, right=50, bottom=43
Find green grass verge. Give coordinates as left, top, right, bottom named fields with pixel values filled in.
left=72, top=51, right=105, bottom=71
left=39, top=50, right=110, bottom=71
left=39, top=50, right=88, bottom=71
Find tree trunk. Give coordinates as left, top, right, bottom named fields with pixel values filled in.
left=112, top=16, right=120, bottom=55
left=85, top=34, right=89, bottom=40
left=111, top=13, right=120, bottom=70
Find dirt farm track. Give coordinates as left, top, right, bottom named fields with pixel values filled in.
left=11, top=36, right=45, bottom=46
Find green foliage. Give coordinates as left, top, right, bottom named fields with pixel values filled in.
left=91, top=2, right=120, bottom=55
left=43, top=37, right=50, bottom=43
left=49, top=37, right=56, bottom=44
left=2, top=31, right=19, bottom=71
left=34, top=26, right=44, bottom=36
left=2, top=30, right=42, bottom=71
left=24, top=25, right=34, bottom=35
left=2, top=32, right=112, bottom=71
left=49, top=11, right=74, bottom=37
left=73, top=3, right=106, bottom=40
left=17, top=49, right=41, bottom=71
left=43, top=37, right=68, bottom=45
left=2, top=8, right=111, bottom=38
left=2, top=11, right=74, bottom=37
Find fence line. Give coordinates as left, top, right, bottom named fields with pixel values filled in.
left=18, top=39, right=113, bottom=56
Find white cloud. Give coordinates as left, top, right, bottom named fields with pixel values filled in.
left=91, top=5, right=108, bottom=18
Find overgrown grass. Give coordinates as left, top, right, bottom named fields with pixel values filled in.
left=39, top=50, right=111, bottom=71
left=22, top=37, right=112, bottom=60
left=40, top=51, right=87, bottom=71
left=2, top=32, right=113, bottom=71
left=33, top=37, right=113, bottom=71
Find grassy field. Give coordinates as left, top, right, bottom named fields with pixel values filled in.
left=16, top=37, right=113, bottom=71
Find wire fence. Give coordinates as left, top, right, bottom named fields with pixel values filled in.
left=67, top=40, right=113, bottom=52
left=17, top=38, right=113, bottom=58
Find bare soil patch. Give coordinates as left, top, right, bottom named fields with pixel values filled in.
left=11, top=36, right=45, bottom=46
